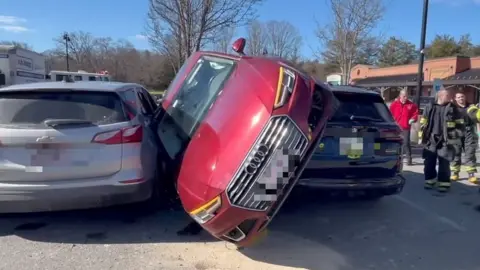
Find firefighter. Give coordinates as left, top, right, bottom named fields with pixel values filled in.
left=450, top=91, right=478, bottom=183
left=419, top=88, right=465, bottom=192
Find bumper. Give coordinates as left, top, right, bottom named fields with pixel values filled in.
left=0, top=180, right=152, bottom=213
left=199, top=193, right=270, bottom=247
left=297, top=174, right=406, bottom=190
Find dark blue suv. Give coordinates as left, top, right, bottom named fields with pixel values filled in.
left=298, top=86, right=406, bottom=199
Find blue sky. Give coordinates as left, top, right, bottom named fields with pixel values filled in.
left=1, top=0, right=480, bottom=58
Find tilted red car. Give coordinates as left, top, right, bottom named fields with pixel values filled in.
left=154, top=39, right=336, bottom=247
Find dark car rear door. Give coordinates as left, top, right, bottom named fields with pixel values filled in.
left=304, top=91, right=403, bottom=180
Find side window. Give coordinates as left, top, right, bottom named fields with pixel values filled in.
left=55, top=74, right=64, bottom=81
left=141, top=88, right=158, bottom=110
left=119, top=89, right=138, bottom=115
left=137, top=89, right=155, bottom=115
left=88, top=76, right=96, bottom=81
left=308, top=82, right=326, bottom=130
left=74, top=75, right=82, bottom=81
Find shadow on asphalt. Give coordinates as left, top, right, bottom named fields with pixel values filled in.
left=238, top=170, right=480, bottom=270
left=0, top=202, right=217, bottom=244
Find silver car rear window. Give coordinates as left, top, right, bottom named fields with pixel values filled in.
left=0, top=90, right=127, bottom=128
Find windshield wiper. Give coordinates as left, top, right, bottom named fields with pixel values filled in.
left=349, top=115, right=381, bottom=122
left=43, top=119, right=94, bottom=127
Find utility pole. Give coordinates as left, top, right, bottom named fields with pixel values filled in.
left=63, top=33, right=71, bottom=71
left=415, top=0, right=429, bottom=108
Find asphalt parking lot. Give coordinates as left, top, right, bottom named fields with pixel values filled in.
left=1, top=159, right=480, bottom=270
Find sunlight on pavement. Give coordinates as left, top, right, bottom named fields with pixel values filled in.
left=151, top=231, right=348, bottom=270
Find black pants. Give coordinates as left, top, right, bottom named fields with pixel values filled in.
left=402, top=129, right=411, bottom=159
left=451, top=127, right=477, bottom=173
left=423, top=138, right=450, bottom=183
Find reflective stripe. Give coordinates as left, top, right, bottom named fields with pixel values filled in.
left=450, top=166, right=461, bottom=172
left=374, top=143, right=381, bottom=150
left=437, top=182, right=451, bottom=187
left=476, top=110, right=480, bottom=121
left=446, top=121, right=455, bottom=128
left=467, top=105, right=478, bottom=114
left=420, top=118, right=427, bottom=124
left=455, top=119, right=464, bottom=124
left=425, top=179, right=436, bottom=185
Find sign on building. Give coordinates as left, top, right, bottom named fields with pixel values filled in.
left=433, top=79, right=443, bottom=92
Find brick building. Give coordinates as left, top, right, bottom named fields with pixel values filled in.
left=350, top=56, right=480, bottom=104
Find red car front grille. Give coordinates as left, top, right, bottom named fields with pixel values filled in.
left=226, top=115, right=308, bottom=211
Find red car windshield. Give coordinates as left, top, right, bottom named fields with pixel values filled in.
left=157, top=55, right=236, bottom=160
left=166, top=56, right=236, bottom=137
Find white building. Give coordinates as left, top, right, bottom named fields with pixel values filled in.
left=0, top=45, right=46, bottom=87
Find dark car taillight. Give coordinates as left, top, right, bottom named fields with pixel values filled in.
left=380, top=128, right=403, bottom=142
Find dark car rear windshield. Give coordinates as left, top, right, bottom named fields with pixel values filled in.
left=0, top=90, right=127, bottom=127
left=330, top=92, right=394, bottom=123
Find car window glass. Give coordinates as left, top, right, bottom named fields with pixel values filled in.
left=330, top=92, right=394, bottom=123
left=167, top=56, right=235, bottom=137
left=141, top=88, right=158, bottom=111
left=0, top=91, right=127, bottom=128
left=163, top=55, right=192, bottom=99
left=119, top=89, right=138, bottom=114
left=137, top=90, right=154, bottom=115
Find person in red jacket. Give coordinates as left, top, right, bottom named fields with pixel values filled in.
left=389, top=90, right=419, bottom=165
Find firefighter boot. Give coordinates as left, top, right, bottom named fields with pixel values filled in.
left=424, top=179, right=437, bottom=190
left=436, top=182, right=451, bottom=193
left=468, top=173, right=479, bottom=184
left=450, top=172, right=460, bottom=181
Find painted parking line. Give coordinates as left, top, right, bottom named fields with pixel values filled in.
left=393, top=195, right=466, bottom=232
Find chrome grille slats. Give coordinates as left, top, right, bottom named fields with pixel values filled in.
left=226, top=116, right=308, bottom=211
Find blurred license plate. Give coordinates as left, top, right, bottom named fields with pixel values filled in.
left=31, top=149, right=61, bottom=166
left=339, top=137, right=363, bottom=157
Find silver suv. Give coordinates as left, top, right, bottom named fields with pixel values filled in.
left=0, top=81, right=161, bottom=213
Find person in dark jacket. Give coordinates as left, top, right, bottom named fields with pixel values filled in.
left=389, top=90, right=419, bottom=165
left=419, top=88, right=465, bottom=192
left=451, top=91, right=478, bottom=184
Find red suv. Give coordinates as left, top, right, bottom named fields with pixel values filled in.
left=154, top=39, right=336, bottom=247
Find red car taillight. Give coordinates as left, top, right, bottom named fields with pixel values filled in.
left=92, top=125, right=143, bottom=144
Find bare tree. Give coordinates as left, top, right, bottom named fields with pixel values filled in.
left=246, top=20, right=267, bottom=55
left=265, top=20, right=302, bottom=59
left=315, top=0, right=384, bottom=84
left=49, top=31, right=175, bottom=89
left=145, top=0, right=263, bottom=70
left=53, top=31, right=97, bottom=71
left=213, top=26, right=236, bottom=53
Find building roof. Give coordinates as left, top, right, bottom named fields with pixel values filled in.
left=0, top=81, right=141, bottom=92
left=445, top=68, right=480, bottom=81
left=353, top=73, right=418, bottom=87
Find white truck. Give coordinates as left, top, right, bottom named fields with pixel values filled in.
left=47, top=70, right=111, bottom=82
left=0, top=45, right=46, bottom=87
